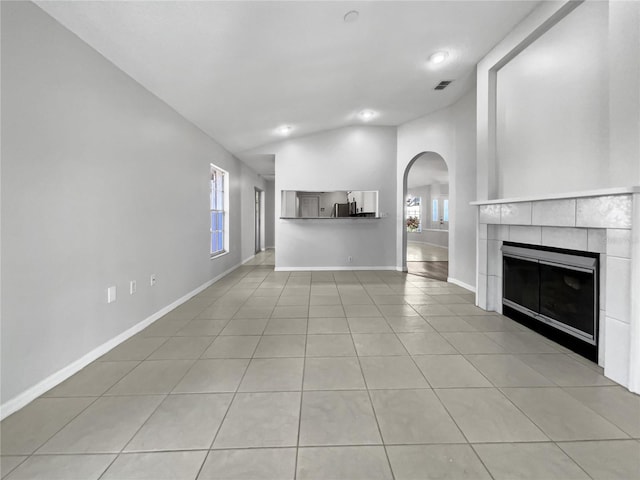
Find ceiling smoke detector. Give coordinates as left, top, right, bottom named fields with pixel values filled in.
left=344, top=10, right=359, bottom=23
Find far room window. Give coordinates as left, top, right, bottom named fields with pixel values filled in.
left=210, top=164, right=228, bottom=257
left=443, top=199, right=449, bottom=222
left=432, top=199, right=439, bottom=222
left=406, top=196, right=421, bottom=232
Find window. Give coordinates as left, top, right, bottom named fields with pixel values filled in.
left=210, top=164, right=228, bottom=257
left=406, top=196, right=421, bottom=232
left=432, top=199, right=439, bottom=222
left=443, top=199, right=449, bottom=222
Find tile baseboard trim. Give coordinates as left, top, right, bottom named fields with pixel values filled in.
left=274, top=266, right=398, bottom=272
left=447, top=277, right=476, bottom=293
left=0, top=261, right=244, bottom=421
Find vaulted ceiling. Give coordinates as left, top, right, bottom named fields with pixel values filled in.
left=36, top=1, right=539, bottom=175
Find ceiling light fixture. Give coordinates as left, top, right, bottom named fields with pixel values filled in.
left=276, top=125, right=293, bottom=135
left=358, top=110, right=376, bottom=121
left=429, top=51, right=449, bottom=65
left=344, top=10, right=359, bottom=23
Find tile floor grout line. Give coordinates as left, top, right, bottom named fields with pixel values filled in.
left=23, top=394, right=104, bottom=458
left=499, top=383, right=632, bottom=441
left=552, top=440, right=601, bottom=480
left=396, top=273, right=499, bottom=479
left=106, top=263, right=268, bottom=478
left=467, top=443, right=499, bottom=480
left=115, top=360, right=195, bottom=453
left=0, top=455, right=29, bottom=479
left=95, top=451, right=121, bottom=480
left=492, top=384, right=559, bottom=442
left=292, top=286, right=310, bottom=480
left=200, top=266, right=286, bottom=458
left=345, top=292, right=397, bottom=480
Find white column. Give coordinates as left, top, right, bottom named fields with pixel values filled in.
left=628, top=193, right=640, bottom=393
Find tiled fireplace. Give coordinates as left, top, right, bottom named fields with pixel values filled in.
left=473, top=187, right=640, bottom=392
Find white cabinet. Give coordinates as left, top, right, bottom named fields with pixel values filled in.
left=281, top=190, right=298, bottom=217
left=361, top=191, right=377, bottom=213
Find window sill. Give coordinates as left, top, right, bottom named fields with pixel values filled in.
left=210, top=250, right=229, bottom=260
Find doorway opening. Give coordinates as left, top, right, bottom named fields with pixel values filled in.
left=403, top=152, right=450, bottom=281
left=255, top=187, right=263, bottom=254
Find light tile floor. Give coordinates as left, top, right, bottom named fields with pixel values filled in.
left=407, top=242, right=448, bottom=262
left=2, top=251, right=639, bottom=479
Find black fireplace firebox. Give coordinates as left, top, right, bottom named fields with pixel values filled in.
left=502, top=242, right=599, bottom=362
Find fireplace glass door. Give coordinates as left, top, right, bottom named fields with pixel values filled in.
left=539, top=262, right=595, bottom=338
left=502, top=243, right=598, bottom=357
left=503, top=256, right=540, bottom=313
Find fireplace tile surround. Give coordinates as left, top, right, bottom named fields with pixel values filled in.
left=472, top=187, right=640, bottom=392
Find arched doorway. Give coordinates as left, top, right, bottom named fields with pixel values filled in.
left=403, top=152, right=450, bottom=280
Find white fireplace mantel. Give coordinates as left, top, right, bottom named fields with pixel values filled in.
left=472, top=187, right=640, bottom=393
left=470, top=186, right=640, bottom=206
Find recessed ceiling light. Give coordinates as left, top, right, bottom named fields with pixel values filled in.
left=276, top=125, right=293, bottom=135
left=358, top=110, right=376, bottom=121
left=429, top=51, right=449, bottom=65
left=344, top=10, right=359, bottom=23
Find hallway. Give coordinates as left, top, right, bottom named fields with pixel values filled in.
left=1, top=252, right=638, bottom=479
left=407, top=241, right=449, bottom=281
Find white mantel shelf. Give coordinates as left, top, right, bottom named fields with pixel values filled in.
left=470, top=186, right=640, bottom=206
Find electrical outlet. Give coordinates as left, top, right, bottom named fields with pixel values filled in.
left=130, top=280, right=137, bottom=295
left=150, top=274, right=156, bottom=286
left=107, top=285, right=117, bottom=303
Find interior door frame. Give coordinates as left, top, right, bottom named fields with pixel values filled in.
left=255, top=187, right=262, bottom=254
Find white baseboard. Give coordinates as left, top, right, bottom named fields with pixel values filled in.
left=0, top=261, right=244, bottom=421
left=275, top=266, right=398, bottom=272
left=242, top=254, right=256, bottom=264
left=447, top=277, right=476, bottom=293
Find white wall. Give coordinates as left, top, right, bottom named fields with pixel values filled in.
left=609, top=1, right=640, bottom=187
left=1, top=2, right=264, bottom=410
left=478, top=0, right=640, bottom=200
left=495, top=1, right=609, bottom=198
left=271, top=126, right=397, bottom=269
left=397, top=89, right=478, bottom=290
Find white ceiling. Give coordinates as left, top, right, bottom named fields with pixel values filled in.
left=36, top=1, right=539, bottom=175
left=407, top=152, right=449, bottom=189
